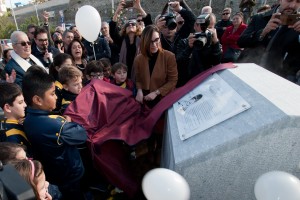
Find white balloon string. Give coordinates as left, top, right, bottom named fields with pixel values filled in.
left=92, top=43, right=96, bottom=61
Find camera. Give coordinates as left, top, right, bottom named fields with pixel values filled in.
left=123, top=0, right=134, bottom=8
left=275, top=14, right=300, bottom=26
left=194, top=13, right=212, bottom=48
left=196, top=13, right=210, bottom=32
left=161, top=13, right=177, bottom=30
left=0, top=162, right=35, bottom=200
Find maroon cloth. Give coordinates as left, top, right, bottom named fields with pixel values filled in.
left=64, top=63, right=236, bottom=197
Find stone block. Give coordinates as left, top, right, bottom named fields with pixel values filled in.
left=161, top=63, right=300, bottom=200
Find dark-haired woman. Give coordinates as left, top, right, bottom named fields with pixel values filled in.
left=134, top=25, right=178, bottom=108
left=66, top=38, right=88, bottom=73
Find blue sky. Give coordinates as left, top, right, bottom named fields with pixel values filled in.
left=5, top=0, right=30, bottom=8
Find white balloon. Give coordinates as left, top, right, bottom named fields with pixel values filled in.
left=255, top=171, right=300, bottom=200
left=75, top=5, right=101, bottom=42
left=142, top=168, right=190, bottom=200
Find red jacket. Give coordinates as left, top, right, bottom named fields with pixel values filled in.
left=221, top=23, right=247, bottom=54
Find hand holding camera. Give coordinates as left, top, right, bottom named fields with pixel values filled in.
left=168, top=1, right=182, bottom=12
left=261, top=13, right=282, bottom=37
left=188, top=33, right=196, bottom=48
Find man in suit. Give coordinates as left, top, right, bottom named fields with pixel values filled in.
left=31, top=27, right=60, bottom=68
left=5, top=31, right=45, bottom=86
left=238, top=0, right=300, bottom=83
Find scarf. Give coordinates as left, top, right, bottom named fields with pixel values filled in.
left=10, top=50, right=47, bottom=73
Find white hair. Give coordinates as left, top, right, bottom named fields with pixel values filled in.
left=10, top=31, right=27, bottom=44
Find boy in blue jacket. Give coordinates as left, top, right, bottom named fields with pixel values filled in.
left=22, top=65, right=87, bottom=200
left=0, top=82, right=32, bottom=155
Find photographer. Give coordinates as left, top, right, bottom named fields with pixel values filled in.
left=176, top=13, right=222, bottom=83
left=109, top=0, right=150, bottom=78
left=237, top=0, right=300, bottom=83
left=156, top=0, right=196, bottom=53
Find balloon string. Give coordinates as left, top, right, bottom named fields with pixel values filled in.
left=92, top=43, right=96, bottom=60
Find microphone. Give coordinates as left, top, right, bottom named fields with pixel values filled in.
left=43, top=45, right=52, bottom=64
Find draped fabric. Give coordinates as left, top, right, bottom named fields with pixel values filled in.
left=64, top=63, right=235, bottom=197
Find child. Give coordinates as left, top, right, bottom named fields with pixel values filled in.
left=58, top=65, right=83, bottom=114
left=0, top=142, right=62, bottom=200
left=22, top=66, right=87, bottom=200
left=0, top=142, right=27, bottom=164
left=49, top=53, right=74, bottom=112
left=9, top=159, right=52, bottom=200
left=84, top=60, right=104, bottom=85
left=111, top=62, right=136, bottom=96
left=0, top=82, right=32, bottom=154
left=99, top=57, right=113, bottom=82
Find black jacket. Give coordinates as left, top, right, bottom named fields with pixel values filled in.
left=161, top=7, right=196, bottom=53
left=83, top=37, right=111, bottom=61
left=215, top=19, right=233, bottom=41
left=176, top=37, right=222, bottom=80
left=31, top=45, right=60, bottom=68
left=237, top=7, right=300, bottom=79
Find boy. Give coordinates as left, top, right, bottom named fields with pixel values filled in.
left=58, top=65, right=83, bottom=114
left=111, top=62, right=136, bottom=96
left=84, top=60, right=104, bottom=85
left=99, top=57, right=113, bottom=82
left=0, top=82, right=31, bottom=153
left=22, top=66, right=87, bottom=200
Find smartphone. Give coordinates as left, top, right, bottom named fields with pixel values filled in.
left=123, top=0, right=134, bottom=8
left=275, top=14, right=300, bottom=26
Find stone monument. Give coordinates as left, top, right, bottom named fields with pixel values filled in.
left=161, top=63, right=300, bottom=200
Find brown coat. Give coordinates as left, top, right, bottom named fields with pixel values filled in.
left=133, top=49, right=178, bottom=97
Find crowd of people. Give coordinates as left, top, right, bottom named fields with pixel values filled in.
left=0, top=0, right=300, bottom=199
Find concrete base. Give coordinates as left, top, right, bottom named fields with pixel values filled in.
left=161, top=63, right=300, bottom=200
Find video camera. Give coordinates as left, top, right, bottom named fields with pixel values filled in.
left=194, top=13, right=212, bottom=49
left=0, top=161, right=35, bottom=200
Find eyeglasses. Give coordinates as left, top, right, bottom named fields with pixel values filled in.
left=222, top=13, right=230, bottom=15
left=151, top=38, right=160, bottom=45
left=137, top=19, right=142, bottom=22
left=90, top=73, right=104, bottom=79
left=38, top=39, right=48, bottom=42
left=15, top=41, right=32, bottom=46
left=177, top=21, right=184, bottom=25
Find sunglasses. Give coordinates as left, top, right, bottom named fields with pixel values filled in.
left=15, top=41, right=32, bottom=46
left=177, top=21, right=184, bottom=25
left=137, top=19, right=142, bottom=22
left=126, top=22, right=136, bottom=27
left=222, top=13, right=230, bottom=15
